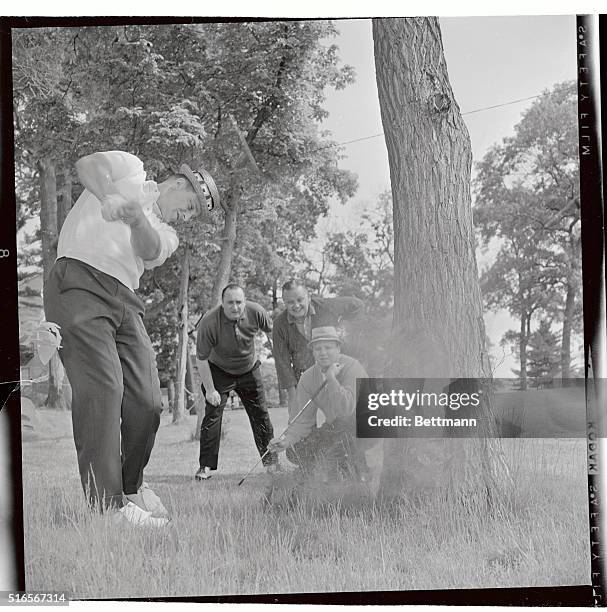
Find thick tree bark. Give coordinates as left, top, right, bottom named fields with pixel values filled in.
left=374, top=18, right=489, bottom=375
left=373, top=17, right=503, bottom=501
left=172, top=247, right=190, bottom=423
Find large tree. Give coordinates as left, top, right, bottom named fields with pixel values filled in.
left=373, top=17, right=501, bottom=500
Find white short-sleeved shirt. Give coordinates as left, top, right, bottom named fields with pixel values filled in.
left=57, top=151, right=179, bottom=291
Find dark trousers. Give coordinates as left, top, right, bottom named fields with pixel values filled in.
left=286, top=417, right=368, bottom=479
left=199, top=361, right=277, bottom=469
left=43, top=258, right=163, bottom=510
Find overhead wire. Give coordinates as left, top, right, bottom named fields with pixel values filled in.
left=313, top=93, right=544, bottom=153
left=306, top=93, right=546, bottom=226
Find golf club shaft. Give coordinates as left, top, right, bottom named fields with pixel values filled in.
left=237, top=378, right=330, bottom=486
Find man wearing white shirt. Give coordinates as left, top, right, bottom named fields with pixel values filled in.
left=43, top=150, right=219, bottom=527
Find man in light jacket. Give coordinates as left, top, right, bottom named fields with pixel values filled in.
left=268, top=326, right=368, bottom=479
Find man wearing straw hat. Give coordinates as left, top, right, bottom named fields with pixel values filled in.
left=267, top=326, right=368, bottom=479
left=43, top=150, right=220, bottom=527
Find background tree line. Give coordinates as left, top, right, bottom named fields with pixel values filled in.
left=305, top=81, right=582, bottom=390
left=13, top=22, right=358, bottom=416
left=14, top=21, right=582, bottom=419
left=473, top=81, right=582, bottom=389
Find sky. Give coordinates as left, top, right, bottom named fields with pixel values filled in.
left=316, top=15, right=579, bottom=376
left=320, top=15, right=576, bottom=211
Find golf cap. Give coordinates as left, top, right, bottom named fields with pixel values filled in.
left=179, top=163, right=221, bottom=214
left=308, top=326, right=342, bottom=346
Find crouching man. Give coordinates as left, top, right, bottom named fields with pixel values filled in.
left=267, top=326, right=368, bottom=480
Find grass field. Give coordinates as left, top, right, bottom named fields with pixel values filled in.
left=21, top=405, right=591, bottom=599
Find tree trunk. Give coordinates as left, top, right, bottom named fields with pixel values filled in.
left=58, top=169, right=72, bottom=231
left=37, top=158, right=58, bottom=281
left=172, top=247, right=190, bottom=423
left=210, top=189, right=240, bottom=306
left=37, top=157, right=65, bottom=410
left=374, top=18, right=489, bottom=374
left=373, top=17, right=503, bottom=502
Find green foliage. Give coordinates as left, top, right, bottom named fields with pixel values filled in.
left=294, top=190, right=395, bottom=377
left=473, top=81, right=581, bottom=380
left=526, top=320, right=561, bottom=388
left=320, top=190, right=394, bottom=313
left=14, top=22, right=358, bottom=382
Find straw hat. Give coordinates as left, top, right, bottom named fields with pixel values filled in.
left=308, top=326, right=342, bottom=346
left=179, top=163, right=221, bottom=212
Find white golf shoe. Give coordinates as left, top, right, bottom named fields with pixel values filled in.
left=113, top=501, right=170, bottom=528
left=126, top=482, right=169, bottom=519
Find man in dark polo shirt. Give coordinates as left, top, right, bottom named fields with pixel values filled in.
left=272, top=279, right=364, bottom=413
left=195, top=283, right=278, bottom=480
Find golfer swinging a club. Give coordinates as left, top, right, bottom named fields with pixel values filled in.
left=267, top=326, right=369, bottom=480
left=44, top=150, right=220, bottom=527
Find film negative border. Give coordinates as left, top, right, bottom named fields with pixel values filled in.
left=577, top=13, right=606, bottom=607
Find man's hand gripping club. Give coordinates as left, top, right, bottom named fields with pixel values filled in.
left=267, top=361, right=344, bottom=454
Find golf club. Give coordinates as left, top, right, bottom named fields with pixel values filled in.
left=237, top=361, right=351, bottom=486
